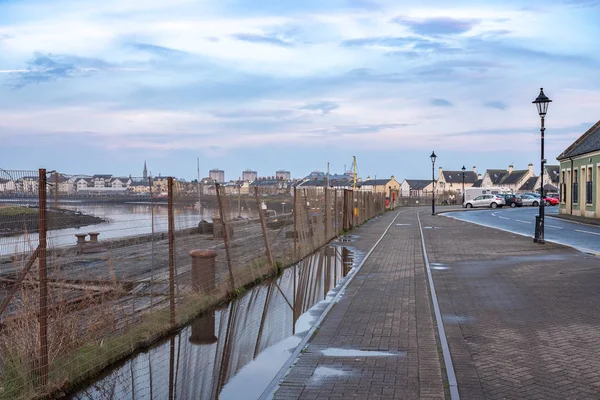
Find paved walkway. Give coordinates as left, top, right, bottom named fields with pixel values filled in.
left=274, top=209, right=446, bottom=399
left=273, top=207, right=600, bottom=400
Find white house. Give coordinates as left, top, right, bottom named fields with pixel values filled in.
left=400, top=179, right=434, bottom=197
left=0, top=179, right=16, bottom=192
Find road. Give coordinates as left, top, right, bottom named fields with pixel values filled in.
left=444, top=205, right=600, bottom=255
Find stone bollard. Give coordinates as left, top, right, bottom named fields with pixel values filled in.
left=75, top=234, right=88, bottom=245
left=88, top=232, right=100, bottom=243
left=212, top=216, right=234, bottom=239
left=189, top=312, right=218, bottom=345
left=189, top=249, right=217, bottom=294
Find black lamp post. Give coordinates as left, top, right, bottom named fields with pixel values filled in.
left=430, top=151, right=437, bottom=215
left=532, top=88, right=552, bottom=244
left=461, top=165, right=466, bottom=205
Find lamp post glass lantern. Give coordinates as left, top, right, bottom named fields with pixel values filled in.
left=430, top=151, right=437, bottom=215
left=532, top=88, right=552, bottom=244
left=461, top=165, right=466, bottom=205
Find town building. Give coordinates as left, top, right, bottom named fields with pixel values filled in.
left=250, top=177, right=291, bottom=195
left=242, top=170, right=257, bottom=182
left=436, top=166, right=479, bottom=195
left=360, top=176, right=401, bottom=198
left=400, top=179, right=434, bottom=197
left=533, top=165, right=560, bottom=194
left=557, top=120, right=600, bottom=219
left=209, top=169, right=225, bottom=183
left=481, top=164, right=535, bottom=192
left=276, top=170, right=291, bottom=180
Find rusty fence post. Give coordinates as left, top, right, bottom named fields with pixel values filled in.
left=215, top=183, right=236, bottom=290
left=38, top=168, right=49, bottom=387
left=168, top=177, right=176, bottom=324
left=293, top=186, right=298, bottom=262
left=254, top=187, right=275, bottom=269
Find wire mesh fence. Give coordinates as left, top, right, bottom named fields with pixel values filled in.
left=0, top=169, right=386, bottom=399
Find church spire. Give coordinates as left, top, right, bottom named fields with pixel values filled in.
left=143, top=161, right=148, bottom=179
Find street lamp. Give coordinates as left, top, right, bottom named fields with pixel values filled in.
left=532, top=88, right=552, bottom=244
left=461, top=165, right=466, bottom=205
left=430, top=151, right=437, bottom=215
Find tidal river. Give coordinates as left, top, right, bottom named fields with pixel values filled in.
left=0, top=202, right=258, bottom=257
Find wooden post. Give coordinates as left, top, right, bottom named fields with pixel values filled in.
left=255, top=186, right=274, bottom=268
left=167, top=177, right=176, bottom=324
left=293, top=186, right=298, bottom=262
left=215, top=183, right=236, bottom=290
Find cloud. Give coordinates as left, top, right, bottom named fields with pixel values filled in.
left=211, top=108, right=294, bottom=119
left=430, top=98, right=453, bottom=107
left=309, top=123, right=413, bottom=136
left=341, top=36, right=424, bottom=48
left=231, top=33, right=293, bottom=47
left=484, top=101, right=508, bottom=110
left=127, top=42, right=188, bottom=57
left=393, top=16, right=479, bottom=36
left=8, top=52, right=140, bottom=89
left=300, top=101, right=339, bottom=115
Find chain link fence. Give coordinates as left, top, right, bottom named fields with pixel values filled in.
left=0, top=169, right=386, bottom=399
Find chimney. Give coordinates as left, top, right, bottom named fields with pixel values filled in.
left=478, top=173, right=482, bottom=180
left=528, top=163, right=534, bottom=175
left=472, top=165, right=477, bottom=174
left=508, top=164, right=514, bottom=174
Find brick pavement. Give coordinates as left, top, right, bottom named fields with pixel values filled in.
left=273, top=209, right=446, bottom=400
left=421, top=212, right=600, bottom=399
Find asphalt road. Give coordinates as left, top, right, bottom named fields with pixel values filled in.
left=444, top=205, right=600, bottom=255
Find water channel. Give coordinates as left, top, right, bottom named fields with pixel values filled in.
left=0, top=201, right=258, bottom=256
left=70, top=243, right=359, bottom=400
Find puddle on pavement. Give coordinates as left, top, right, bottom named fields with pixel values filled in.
left=321, top=348, right=404, bottom=357
left=308, top=366, right=348, bottom=384
left=395, top=223, right=411, bottom=226
left=430, top=263, right=450, bottom=270
left=71, top=245, right=357, bottom=400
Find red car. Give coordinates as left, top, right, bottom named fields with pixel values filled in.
left=544, top=196, right=559, bottom=206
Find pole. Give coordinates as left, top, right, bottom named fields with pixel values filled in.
left=38, top=169, right=49, bottom=387
left=536, top=117, right=546, bottom=243
left=255, top=186, right=274, bottom=268
left=167, top=177, right=176, bottom=324
left=462, top=172, right=465, bottom=205
left=215, top=183, right=236, bottom=289
left=432, top=161, right=436, bottom=215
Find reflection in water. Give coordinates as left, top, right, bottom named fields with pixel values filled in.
left=0, top=202, right=259, bottom=256
left=72, top=245, right=356, bottom=400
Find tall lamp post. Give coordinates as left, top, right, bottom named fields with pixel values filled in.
left=532, top=88, right=552, bottom=244
left=461, top=165, right=466, bottom=205
left=430, top=151, right=437, bottom=215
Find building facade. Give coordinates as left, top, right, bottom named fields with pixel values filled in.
left=242, top=170, right=257, bottom=182
left=209, top=169, right=225, bottom=183
left=276, top=170, right=291, bottom=180
left=557, top=120, right=600, bottom=219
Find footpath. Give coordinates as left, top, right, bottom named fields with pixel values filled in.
left=273, top=207, right=600, bottom=400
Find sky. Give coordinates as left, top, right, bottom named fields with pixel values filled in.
left=1, top=0, right=600, bottom=181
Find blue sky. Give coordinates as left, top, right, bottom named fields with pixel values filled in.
left=1, top=0, right=599, bottom=181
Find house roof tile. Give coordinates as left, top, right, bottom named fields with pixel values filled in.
left=442, top=170, right=478, bottom=184
left=557, top=120, right=600, bottom=159
left=545, top=165, right=560, bottom=183
left=519, top=176, right=538, bottom=191
left=500, top=170, right=528, bottom=185
left=405, top=179, right=431, bottom=190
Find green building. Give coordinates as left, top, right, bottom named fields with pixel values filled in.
left=557, top=120, right=600, bottom=219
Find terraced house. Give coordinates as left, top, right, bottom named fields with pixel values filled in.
left=557, top=120, right=600, bottom=219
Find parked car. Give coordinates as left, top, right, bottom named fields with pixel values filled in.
left=500, top=194, right=523, bottom=208
left=520, top=194, right=540, bottom=206
left=464, top=194, right=505, bottom=209
left=522, top=192, right=541, bottom=199
left=544, top=196, right=559, bottom=206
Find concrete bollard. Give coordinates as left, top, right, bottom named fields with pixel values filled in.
left=189, top=249, right=217, bottom=294
left=88, top=232, right=100, bottom=243
left=75, top=234, right=88, bottom=245
left=189, top=312, right=218, bottom=345
left=198, top=220, right=213, bottom=234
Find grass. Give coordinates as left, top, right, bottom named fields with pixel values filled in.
left=0, top=206, right=37, bottom=217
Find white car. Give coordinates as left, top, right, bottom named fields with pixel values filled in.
left=520, top=194, right=540, bottom=207
left=464, top=194, right=506, bottom=209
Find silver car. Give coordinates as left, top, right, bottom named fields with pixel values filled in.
left=464, top=194, right=506, bottom=209
left=520, top=194, right=540, bottom=207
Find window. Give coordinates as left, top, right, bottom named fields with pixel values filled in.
left=573, top=170, right=579, bottom=204
left=586, top=167, right=593, bottom=204
left=561, top=170, right=566, bottom=203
